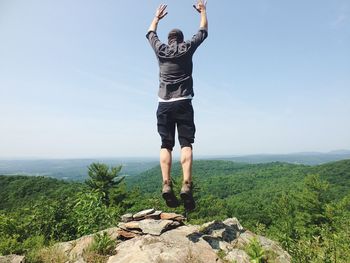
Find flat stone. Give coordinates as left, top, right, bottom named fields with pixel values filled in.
left=118, top=222, right=126, bottom=230
left=133, top=208, right=155, bottom=220
left=117, top=223, right=143, bottom=235
left=145, top=210, right=162, bottom=220
left=117, top=229, right=139, bottom=239
left=120, top=213, right=133, bottom=222
left=124, top=221, right=141, bottom=229
left=138, top=219, right=174, bottom=236
left=160, top=212, right=185, bottom=222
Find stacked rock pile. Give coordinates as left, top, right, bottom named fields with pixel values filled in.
left=4, top=208, right=291, bottom=263
left=117, top=208, right=186, bottom=239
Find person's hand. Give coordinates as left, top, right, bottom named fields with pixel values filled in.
left=155, top=4, right=168, bottom=20
left=193, top=0, right=207, bottom=13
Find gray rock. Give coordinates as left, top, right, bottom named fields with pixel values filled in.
left=117, top=229, right=140, bottom=239
left=0, top=255, right=25, bottom=263
left=117, top=222, right=127, bottom=230
left=120, top=213, right=133, bottom=222
left=55, top=226, right=120, bottom=262
left=138, top=219, right=174, bottom=236
left=234, top=231, right=291, bottom=263
left=200, top=220, right=242, bottom=243
left=224, top=249, right=250, bottom=263
left=234, top=230, right=256, bottom=248
left=160, top=212, right=185, bottom=222
left=124, top=221, right=141, bottom=229
left=65, top=234, right=94, bottom=261
left=108, top=228, right=222, bottom=263
left=145, top=210, right=162, bottom=219
left=133, top=208, right=155, bottom=220
left=118, top=223, right=143, bottom=235
left=218, top=240, right=234, bottom=252
left=223, top=217, right=244, bottom=231
left=119, top=218, right=181, bottom=236
left=258, top=235, right=292, bottom=263
left=53, top=212, right=291, bottom=263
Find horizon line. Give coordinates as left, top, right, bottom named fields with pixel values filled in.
left=0, top=149, right=349, bottom=161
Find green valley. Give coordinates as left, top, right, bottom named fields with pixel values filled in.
left=1, top=159, right=349, bottom=262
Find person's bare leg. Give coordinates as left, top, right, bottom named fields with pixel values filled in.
left=180, top=146, right=195, bottom=211
left=160, top=148, right=172, bottom=183
left=181, top=146, right=193, bottom=183
left=160, top=148, right=179, bottom=207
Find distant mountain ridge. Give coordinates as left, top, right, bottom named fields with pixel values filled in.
left=0, top=150, right=349, bottom=180
left=216, top=150, right=350, bottom=165
left=0, top=158, right=158, bottom=181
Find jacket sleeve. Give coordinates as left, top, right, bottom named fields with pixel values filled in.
left=189, top=27, right=208, bottom=53
left=146, top=31, right=165, bottom=55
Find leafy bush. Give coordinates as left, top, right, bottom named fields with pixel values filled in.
left=90, top=232, right=116, bottom=255
left=73, top=190, right=121, bottom=236
left=244, top=237, right=266, bottom=263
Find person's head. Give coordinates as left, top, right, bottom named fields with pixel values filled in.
left=168, top=29, right=184, bottom=45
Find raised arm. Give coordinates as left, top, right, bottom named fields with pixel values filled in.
left=193, top=0, right=208, bottom=30
left=148, top=4, right=168, bottom=32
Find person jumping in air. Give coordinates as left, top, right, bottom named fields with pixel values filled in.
left=146, top=1, right=208, bottom=211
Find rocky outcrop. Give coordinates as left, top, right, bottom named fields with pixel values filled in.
left=54, top=209, right=291, bottom=263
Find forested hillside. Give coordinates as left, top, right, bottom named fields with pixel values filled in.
left=127, top=159, right=350, bottom=202
left=1, top=160, right=349, bottom=262
left=0, top=176, right=84, bottom=211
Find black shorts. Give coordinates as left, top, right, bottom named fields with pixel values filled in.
left=156, top=99, right=195, bottom=151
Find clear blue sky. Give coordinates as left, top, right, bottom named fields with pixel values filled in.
left=0, top=0, right=349, bottom=158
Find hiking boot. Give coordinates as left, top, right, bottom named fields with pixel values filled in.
left=180, top=181, right=195, bottom=211
left=162, top=180, right=179, bottom=208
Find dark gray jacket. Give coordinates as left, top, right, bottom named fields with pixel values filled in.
left=146, top=28, right=208, bottom=100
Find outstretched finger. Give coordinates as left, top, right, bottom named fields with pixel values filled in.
left=193, top=4, right=200, bottom=13
left=160, top=12, right=168, bottom=18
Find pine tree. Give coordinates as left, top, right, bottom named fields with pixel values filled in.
left=85, top=163, right=124, bottom=206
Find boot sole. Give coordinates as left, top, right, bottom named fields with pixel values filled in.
left=162, top=192, right=179, bottom=208
left=180, top=192, right=196, bottom=211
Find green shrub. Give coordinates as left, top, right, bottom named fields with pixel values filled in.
left=27, top=245, right=68, bottom=263
left=245, top=237, right=266, bottom=263
left=90, top=232, right=116, bottom=255
left=0, top=235, right=21, bottom=255
left=73, top=191, right=120, bottom=236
